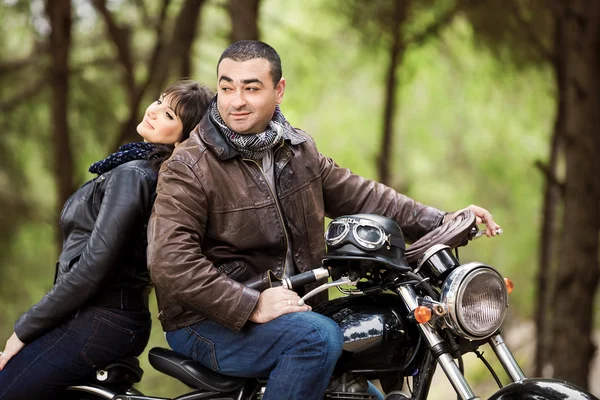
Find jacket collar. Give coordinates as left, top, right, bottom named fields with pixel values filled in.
left=196, top=111, right=306, bottom=161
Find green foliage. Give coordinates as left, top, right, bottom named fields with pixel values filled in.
left=0, top=0, right=562, bottom=396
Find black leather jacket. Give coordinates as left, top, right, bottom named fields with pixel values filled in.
left=14, top=160, right=157, bottom=343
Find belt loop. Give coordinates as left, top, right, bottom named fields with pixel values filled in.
left=120, top=288, right=126, bottom=309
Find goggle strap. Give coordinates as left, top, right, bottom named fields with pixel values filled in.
left=388, top=235, right=405, bottom=249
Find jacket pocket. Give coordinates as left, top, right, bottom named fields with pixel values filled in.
left=185, top=326, right=220, bottom=372
left=80, top=175, right=105, bottom=204
left=53, top=261, right=60, bottom=284
left=68, top=255, right=81, bottom=271
left=216, top=261, right=247, bottom=280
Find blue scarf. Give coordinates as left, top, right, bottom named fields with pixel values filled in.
left=89, top=142, right=158, bottom=175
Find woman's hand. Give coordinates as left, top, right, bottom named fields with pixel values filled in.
left=0, top=332, right=25, bottom=370
left=444, top=204, right=501, bottom=237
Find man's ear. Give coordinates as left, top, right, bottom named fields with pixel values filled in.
left=275, top=78, right=286, bottom=104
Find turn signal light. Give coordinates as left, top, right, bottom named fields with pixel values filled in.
left=414, top=306, right=432, bottom=324
left=504, top=278, right=514, bottom=294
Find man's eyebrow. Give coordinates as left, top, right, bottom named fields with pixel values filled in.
left=242, top=78, right=263, bottom=85
left=218, top=75, right=264, bottom=86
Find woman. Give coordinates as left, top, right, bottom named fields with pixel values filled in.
left=0, top=80, right=213, bottom=399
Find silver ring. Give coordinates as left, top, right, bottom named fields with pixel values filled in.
left=287, top=300, right=291, bottom=306
left=0, top=351, right=6, bottom=357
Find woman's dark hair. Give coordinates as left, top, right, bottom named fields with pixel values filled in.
left=149, top=79, right=213, bottom=170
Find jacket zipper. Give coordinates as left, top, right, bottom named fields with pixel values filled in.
left=243, top=156, right=289, bottom=277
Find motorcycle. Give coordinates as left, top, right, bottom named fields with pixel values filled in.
left=65, top=210, right=599, bottom=400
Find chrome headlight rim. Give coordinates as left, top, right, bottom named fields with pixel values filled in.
left=440, top=262, right=508, bottom=340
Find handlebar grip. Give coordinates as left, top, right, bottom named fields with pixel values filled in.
left=283, top=267, right=330, bottom=291
left=244, top=270, right=280, bottom=292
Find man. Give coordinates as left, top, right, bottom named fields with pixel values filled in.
left=147, top=40, right=499, bottom=400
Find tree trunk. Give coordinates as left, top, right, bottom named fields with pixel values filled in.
left=533, top=19, right=565, bottom=378
left=378, top=0, right=409, bottom=186
left=228, top=0, right=261, bottom=42
left=549, top=0, right=600, bottom=388
left=46, top=0, right=73, bottom=247
left=100, top=0, right=205, bottom=148
left=176, top=0, right=205, bottom=79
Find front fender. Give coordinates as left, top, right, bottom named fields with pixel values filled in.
left=488, top=378, right=599, bottom=400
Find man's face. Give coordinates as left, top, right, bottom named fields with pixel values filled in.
left=217, top=58, right=285, bottom=135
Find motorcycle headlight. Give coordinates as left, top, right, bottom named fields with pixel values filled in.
left=440, top=262, right=508, bottom=340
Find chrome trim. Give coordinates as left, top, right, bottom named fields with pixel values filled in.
left=325, top=217, right=388, bottom=250
left=437, top=353, right=480, bottom=400
left=324, top=220, right=350, bottom=246
left=312, top=267, right=330, bottom=281
left=66, top=385, right=115, bottom=399
left=396, top=286, right=444, bottom=347
left=488, top=334, right=526, bottom=382
left=298, top=276, right=359, bottom=305
left=396, top=286, right=479, bottom=400
left=440, top=262, right=508, bottom=339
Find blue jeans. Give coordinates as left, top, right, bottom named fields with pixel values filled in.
left=167, top=311, right=345, bottom=400
left=0, top=306, right=151, bottom=400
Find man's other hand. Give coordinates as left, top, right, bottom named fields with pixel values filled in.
left=248, top=286, right=311, bottom=324
left=444, top=204, right=501, bottom=237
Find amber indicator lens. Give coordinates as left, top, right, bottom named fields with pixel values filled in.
left=414, top=306, right=432, bottom=324
left=504, top=278, right=514, bottom=294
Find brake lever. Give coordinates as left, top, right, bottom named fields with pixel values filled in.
left=298, top=276, right=360, bottom=306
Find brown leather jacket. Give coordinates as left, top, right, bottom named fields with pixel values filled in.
left=147, top=113, right=445, bottom=332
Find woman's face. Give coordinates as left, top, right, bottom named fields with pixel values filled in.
left=136, top=94, right=184, bottom=144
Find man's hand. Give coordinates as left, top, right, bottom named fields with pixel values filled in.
left=444, top=204, right=501, bottom=237
left=248, top=286, right=311, bottom=324
left=0, top=332, right=25, bottom=370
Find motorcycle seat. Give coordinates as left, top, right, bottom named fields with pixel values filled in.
left=148, top=347, right=247, bottom=392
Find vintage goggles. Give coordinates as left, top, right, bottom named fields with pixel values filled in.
left=325, top=217, right=404, bottom=251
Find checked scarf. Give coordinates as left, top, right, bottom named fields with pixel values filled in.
left=209, top=99, right=285, bottom=160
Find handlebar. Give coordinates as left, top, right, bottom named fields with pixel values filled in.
left=272, top=267, right=330, bottom=291
left=244, top=267, right=330, bottom=293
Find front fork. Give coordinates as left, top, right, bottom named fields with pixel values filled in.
left=396, top=286, right=526, bottom=400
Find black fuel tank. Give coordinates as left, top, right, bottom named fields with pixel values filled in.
left=314, top=293, right=421, bottom=372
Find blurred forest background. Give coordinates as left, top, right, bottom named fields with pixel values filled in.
left=1, top=0, right=599, bottom=398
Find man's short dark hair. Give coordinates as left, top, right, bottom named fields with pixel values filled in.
left=217, top=40, right=282, bottom=87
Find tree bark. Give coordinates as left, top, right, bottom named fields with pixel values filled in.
left=549, top=0, right=600, bottom=388
left=228, top=0, right=261, bottom=42
left=533, top=18, right=564, bottom=378
left=46, top=0, right=73, bottom=246
left=378, top=0, right=409, bottom=186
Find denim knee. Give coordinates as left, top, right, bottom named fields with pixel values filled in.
left=297, top=313, right=344, bottom=363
